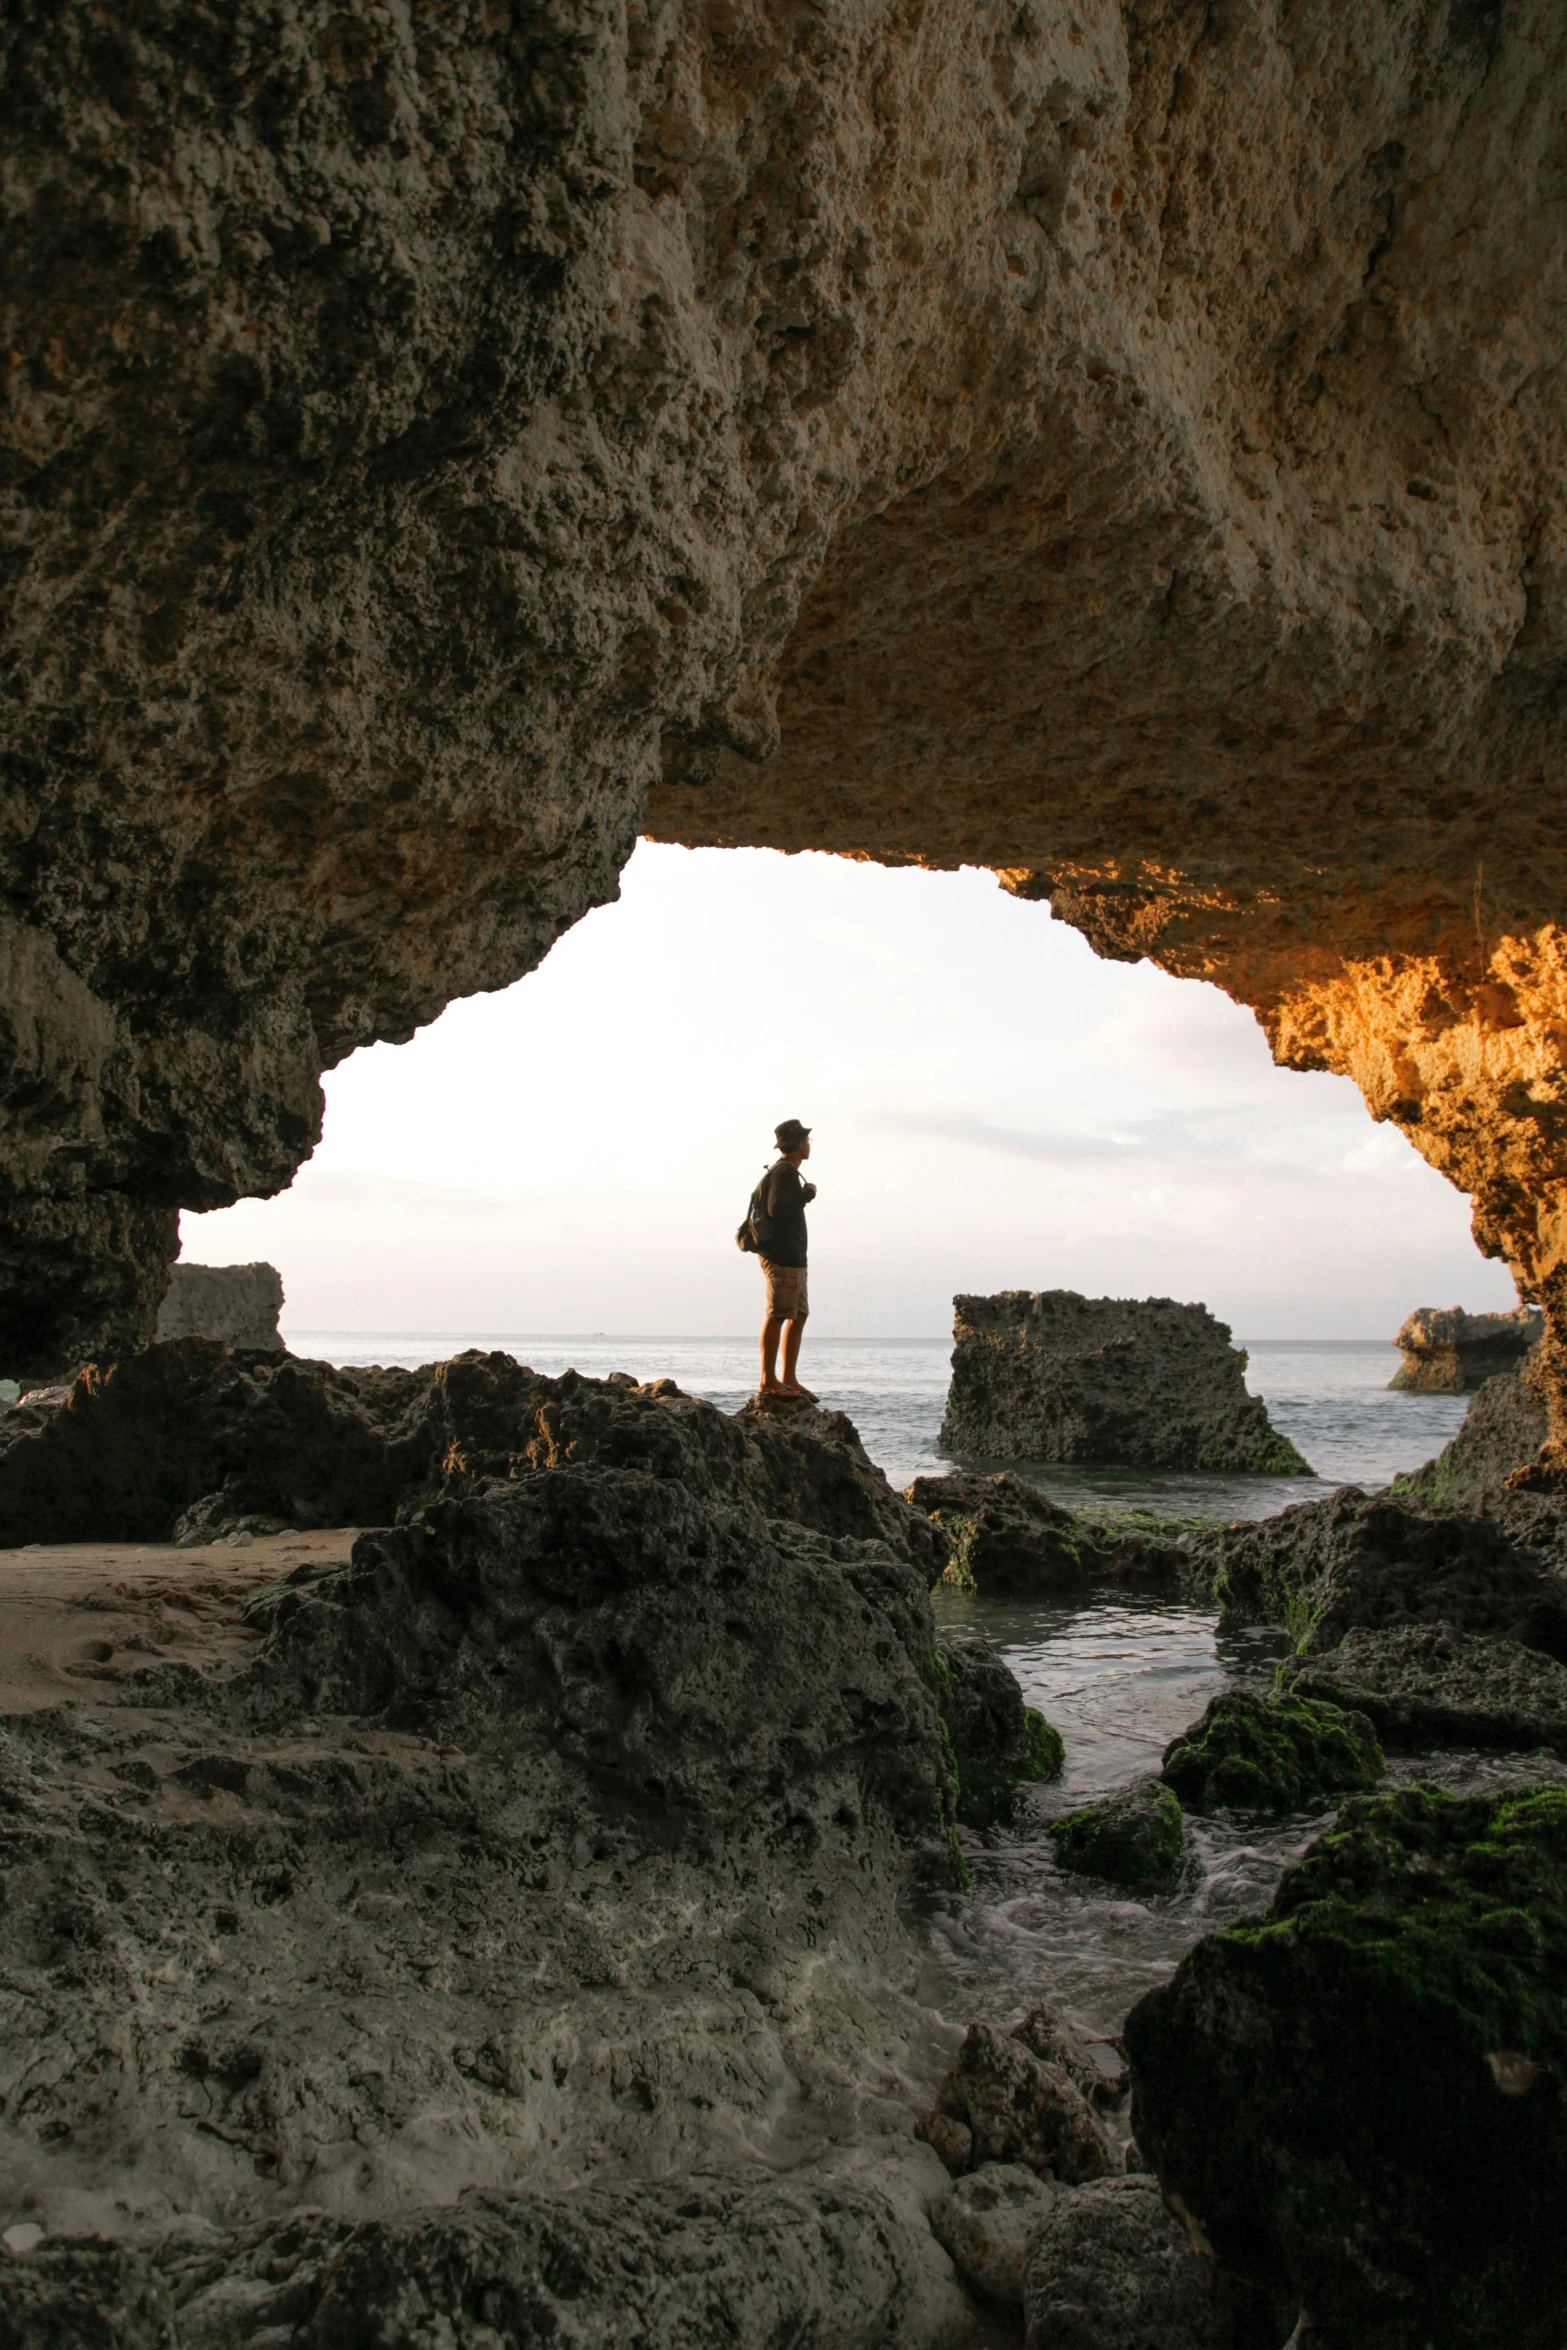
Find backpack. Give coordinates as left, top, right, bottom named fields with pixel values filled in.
left=736, top=1168, right=775, bottom=1255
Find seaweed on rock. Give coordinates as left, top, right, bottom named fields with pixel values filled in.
left=1051, top=1780, right=1186, bottom=1890
left=1160, top=1690, right=1383, bottom=1815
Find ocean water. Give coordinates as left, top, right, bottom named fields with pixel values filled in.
left=289, top=1330, right=1469, bottom=1512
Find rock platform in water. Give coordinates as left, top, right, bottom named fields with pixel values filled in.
left=909, top=1468, right=1204, bottom=1596
left=938, top=1292, right=1311, bottom=1476
left=1282, top=1623, right=1567, bottom=1757
left=1051, top=1780, right=1187, bottom=1891
left=1388, top=1304, right=1542, bottom=1393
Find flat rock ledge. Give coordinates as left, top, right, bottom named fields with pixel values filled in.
left=1282, top=1623, right=1567, bottom=1756
left=939, top=1293, right=1311, bottom=1476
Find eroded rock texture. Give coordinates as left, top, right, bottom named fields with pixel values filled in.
left=3, top=2, right=1566, bottom=1386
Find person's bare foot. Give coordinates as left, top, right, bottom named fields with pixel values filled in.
left=780, top=1382, right=818, bottom=1402
left=759, top=1378, right=790, bottom=1396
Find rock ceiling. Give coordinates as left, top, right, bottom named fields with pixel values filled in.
left=2, top=0, right=1564, bottom=1433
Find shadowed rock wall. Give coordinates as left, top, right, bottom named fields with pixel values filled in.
left=3, top=2, right=1566, bottom=1416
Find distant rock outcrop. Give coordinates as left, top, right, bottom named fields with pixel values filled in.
left=1388, top=1304, right=1542, bottom=1392
left=938, top=1292, right=1311, bottom=1476
left=154, top=1260, right=284, bottom=1353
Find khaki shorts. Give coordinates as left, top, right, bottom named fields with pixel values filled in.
left=762, top=1259, right=809, bottom=1321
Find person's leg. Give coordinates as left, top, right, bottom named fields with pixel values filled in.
left=780, top=1315, right=816, bottom=1400
left=760, top=1314, right=786, bottom=1392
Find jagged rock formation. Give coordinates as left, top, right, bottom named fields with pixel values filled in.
left=1205, top=1485, right=1567, bottom=1661
left=1395, top=1361, right=1550, bottom=1508
left=939, top=1291, right=1310, bottom=1474
left=908, top=1469, right=1199, bottom=1592
left=1281, top=1622, right=1567, bottom=1756
left=931, top=1629, right=1064, bottom=1824
left=2, top=3, right=1566, bottom=1411
left=0, top=1375, right=1034, bottom=2342
left=1020, top=2175, right=1226, bottom=2350
left=0, top=1342, right=952, bottom=1561
left=1125, top=1784, right=1567, bottom=2349
left=153, top=1260, right=285, bottom=1353
left=1388, top=1303, right=1542, bottom=1391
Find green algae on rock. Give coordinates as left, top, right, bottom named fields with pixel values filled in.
left=1125, top=1783, right=1567, bottom=2350
left=927, top=1632, right=1063, bottom=1826
left=1160, top=1690, right=1383, bottom=1816
left=1051, top=1779, right=1185, bottom=1890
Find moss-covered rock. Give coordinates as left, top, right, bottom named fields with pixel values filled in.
left=1160, top=1690, right=1382, bottom=1814
left=927, top=1632, right=1063, bottom=1824
left=908, top=1471, right=1210, bottom=1596
left=1051, top=1779, right=1185, bottom=1889
left=1125, top=1783, right=1567, bottom=2349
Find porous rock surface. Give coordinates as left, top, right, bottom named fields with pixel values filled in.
left=0, top=1373, right=1009, bottom=2344
left=939, top=1294, right=1310, bottom=1475
left=1125, top=1783, right=1567, bottom=2350
left=153, top=1260, right=285, bottom=1354
left=919, top=2017, right=1116, bottom=2189
left=0, top=1342, right=952, bottom=1564
left=1020, top=2175, right=1222, bottom=2350
left=1387, top=1304, right=1542, bottom=1392
left=1205, top=1485, right=1567, bottom=1661
left=930, top=2162, right=1055, bottom=2311
left=4, top=2, right=1567, bottom=1418
left=1395, top=1361, right=1550, bottom=1509
left=933, top=1630, right=1064, bottom=1825
left=1281, top=1621, right=1567, bottom=1756
left=909, top=1471, right=1196, bottom=1594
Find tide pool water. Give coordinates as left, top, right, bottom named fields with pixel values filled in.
left=288, top=1331, right=1470, bottom=1511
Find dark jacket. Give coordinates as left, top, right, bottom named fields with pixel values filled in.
left=761, top=1160, right=814, bottom=1267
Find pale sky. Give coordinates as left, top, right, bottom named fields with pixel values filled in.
left=183, top=844, right=1518, bottom=1340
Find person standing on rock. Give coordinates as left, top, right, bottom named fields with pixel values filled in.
left=753, top=1119, right=817, bottom=1402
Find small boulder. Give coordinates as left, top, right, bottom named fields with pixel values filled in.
left=1387, top=1304, right=1541, bottom=1394
left=930, top=2162, right=1056, bottom=2308
left=931, top=1631, right=1064, bottom=1823
left=1051, top=1780, right=1185, bottom=1890
left=920, top=2022, right=1115, bottom=2184
left=1281, top=1621, right=1567, bottom=1755
left=1022, top=2175, right=1222, bottom=2350
left=1159, top=1690, right=1382, bottom=1814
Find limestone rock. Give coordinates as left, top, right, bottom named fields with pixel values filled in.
left=909, top=1472, right=1193, bottom=1595
left=1205, top=1486, right=1567, bottom=1662
left=0, top=1370, right=976, bottom=2337
left=0, top=1344, right=945, bottom=1560
left=931, top=2163, right=1056, bottom=2311
left=0, top=2238, right=178, bottom=2349
left=1050, top=1780, right=1186, bottom=1891
left=1021, top=2176, right=1223, bottom=2350
left=1395, top=1365, right=1550, bottom=1508
left=933, top=1631, right=1063, bottom=1825
left=153, top=1261, right=284, bottom=1353
left=1388, top=1305, right=1542, bottom=1393
left=939, top=1294, right=1311, bottom=1476
left=1124, top=1784, right=1567, bottom=2349
left=1281, top=1623, right=1567, bottom=1757
left=2, top=1, right=1567, bottom=1425
left=1010, top=2007, right=1130, bottom=2117
left=924, top=2023, right=1114, bottom=2188
left=1159, top=1691, right=1383, bottom=1817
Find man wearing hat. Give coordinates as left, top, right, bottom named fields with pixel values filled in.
left=757, top=1119, right=816, bottom=1401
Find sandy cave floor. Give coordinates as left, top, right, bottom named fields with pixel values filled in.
left=0, top=1530, right=365, bottom=1718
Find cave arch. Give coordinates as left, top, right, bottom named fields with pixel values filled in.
left=2, top=0, right=1564, bottom=1454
